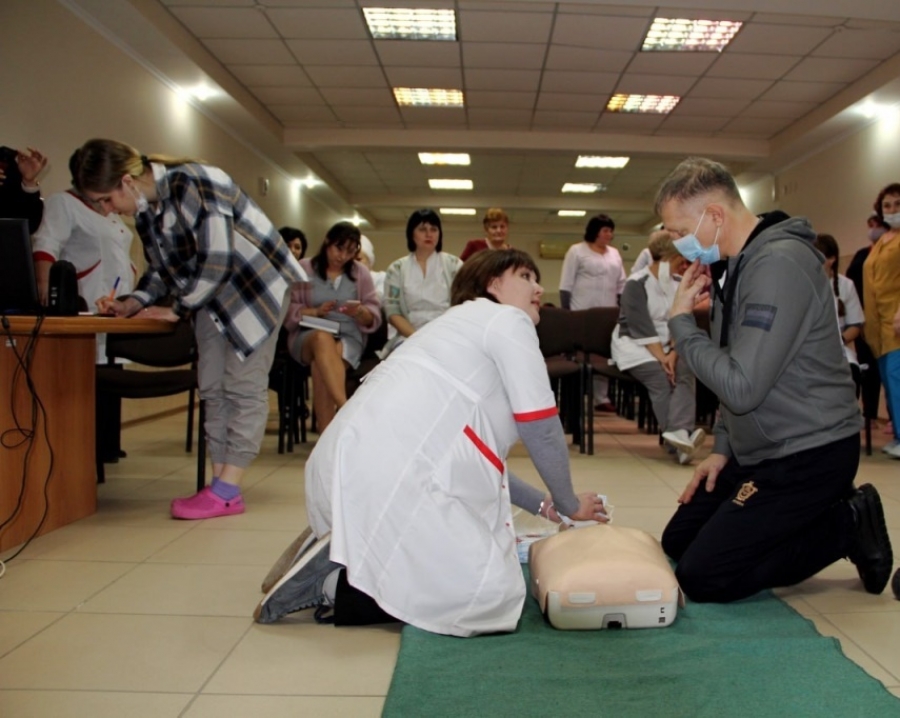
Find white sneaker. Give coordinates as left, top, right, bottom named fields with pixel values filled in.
left=677, top=450, right=693, bottom=465
left=689, top=428, right=706, bottom=451
left=884, top=442, right=900, bottom=460
left=662, top=429, right=696, bottom=455
left=881, top=439, right=899, bottom=455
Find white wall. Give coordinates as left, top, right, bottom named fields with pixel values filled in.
left=1, top=0, right=344, bottom=422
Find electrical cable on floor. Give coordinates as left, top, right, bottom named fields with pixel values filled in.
left=0, top=313, right=55, bottom=572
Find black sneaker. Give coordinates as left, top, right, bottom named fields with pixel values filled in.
left=892, top=567, right=900, bottom=601
left=254, top=533, right=339, bottom=623
left=847, top=484, right=893, bottom=594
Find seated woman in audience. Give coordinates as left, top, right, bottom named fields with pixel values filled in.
left=864, top=182, right=900, bottom=457
left=611, top=230, right=704, bottom=464
left=284, top=222, right=381, bottom=434
left=813, top=233, right=864, bottom=388
left=279, top=226, right=307, bottom=262
left=382, top=208, right=461, bottom=356
left=33, top=150, right=136, bottom=362
left=256, top=249, right=609, bottom=635
left=460, top=207, right=511, bottom=261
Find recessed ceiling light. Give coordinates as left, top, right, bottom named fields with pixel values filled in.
left=562, top=183, right=604, bottom=193
left=606, top=94, right=680, bottom=114
left=642, top=18, right=743, bottom=52
left=558, top=210, right=587, bottom=217
left=575, top=156, right=630, bottom=169
left=394, top=88, right=464, bottom=107
left=363, top=8, right=457, bottom=41
left=440, top=208, right=477, bottom=215
left=419, top=152, right=471, bottom=166
left=429, top=179, right=473, bottom=190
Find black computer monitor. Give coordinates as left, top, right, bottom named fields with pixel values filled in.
left=0, top=218, right=41, bottom=314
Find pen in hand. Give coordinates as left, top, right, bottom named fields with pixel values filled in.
left=107, top=276, right=121, bottom=301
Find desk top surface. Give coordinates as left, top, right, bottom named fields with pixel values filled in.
left=3, top=315, right=174, bottom=336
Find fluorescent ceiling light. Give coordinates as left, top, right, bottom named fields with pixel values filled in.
left=642, top=18, right=742, bottom=52
left=558, top=210, right=587, bottom=217
left=429, top=179, right=473, bottom=190
left=575, top=156, right=630, bottom=169
left=606, top=94, right=680, bottom=114
left=394, top=87, right=464, bottom=107
left=440, top=208, right=477, bottom=215
left=345, top=216, right=365, bottom=226
left=363, top=7, right=457, bottom=41
left=176, top=83, right=219, bottom=102
left=562, top=183, right=603, bottom=193
left=419, top=152, right=471, bottom=166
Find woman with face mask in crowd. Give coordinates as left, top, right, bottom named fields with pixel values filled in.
left=863, top=183, right=900, bottom=458
left=611, top=230, right=704, bottom=464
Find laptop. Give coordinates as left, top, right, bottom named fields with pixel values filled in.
left=0, top=218, right=42, bottom=315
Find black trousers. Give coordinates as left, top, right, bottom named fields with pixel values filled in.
left=661, top=434, right=859, bottom=603
left=332, top=568, right=399, bottom=626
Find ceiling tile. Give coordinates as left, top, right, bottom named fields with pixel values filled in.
left=270, top=105, right=338, bottom=123
left=540, top=70, right=619, bottom=94
left=550, top=14, right=651, bottom=51
left=593, top=113, right=665, bottom=132
left=726, top=24, right=835, bottom=56
left=759, top=80, right=846, bottom=103
left=464, top=90, right=536, bottom=109
left=332, top=106, right=402, bottom=124
left=671, top=97, right=750, bottom=116
left=202, top=39, right=296, bottom=65
left=318, top=87, right=396, bottom=107
left=532, top=110, right=598, bottom=128
left=750, top=14, right=844, bottom=27
left=467, top=108, right=533, bottom=127
left=162, top=0, right=257, bottom=6
left=228, top=64, right=311, bottom=87
left=556, top=3, right=653, bottom=17
left=689, top=77, right=773, bottom=100
left=250, top=87, right=324, bottom=105
left=720, top=116, right=794, bottom=137
left=458, top=2, right=555, bottom=11
left=742, top=100, right=818, bottom=119
left=401, top=107, right=467, bottom=126
left=374, top=40, right=461, bottom=68
left=544, top=46, right=633, bottom=73
left=655, top=115, right=731, bottom=132
left=706, top=54, right=801, bottom=80
left=267, top=8, right=368, bottom=39
left=813, top=29, right=900, bottom=59
left=285, top=40, right=378, bottom=66
left=305, top=66, right=388, bottom=88
left=386, top=67, right=463, bottom=88
left=625, top=52, right=718, bottom=77
left=784, top=56, right=880, bottom=83
left=462, top=43, right=546, bottom=70
left=170, top=7, right=277, bottom=38
left=616, top=73, right=696, bottom=96
left=536, top=92, right=607, bottom=112
left=465, top=69, right=541, bottom=91
left=458, top=10, right=553, bottom=43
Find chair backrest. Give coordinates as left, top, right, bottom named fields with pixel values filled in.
left=579, top=307, right=620, bottom=358
left=536, top=307, right=582, bottom=357
left=361, top=312, right=389, bottom=360
left=105, top=319, right=196, bottom=367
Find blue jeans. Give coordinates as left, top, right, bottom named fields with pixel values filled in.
left=878, top=349, right=900, bottom=440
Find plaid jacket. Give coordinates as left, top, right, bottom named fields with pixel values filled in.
left=131, top=162, right=305, bottom=359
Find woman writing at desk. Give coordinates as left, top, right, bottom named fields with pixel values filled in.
left=72, top=138, right=304, bottom=520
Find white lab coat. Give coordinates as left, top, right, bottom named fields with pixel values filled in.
left=33, top=191, right=134, bottom=361
left=306, top=298, right=558, bottom=637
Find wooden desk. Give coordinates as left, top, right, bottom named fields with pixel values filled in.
left=1, top=316, right=171, bottom=552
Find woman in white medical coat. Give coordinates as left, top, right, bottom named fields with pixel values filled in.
left=257, top=249, right=608, bottom=636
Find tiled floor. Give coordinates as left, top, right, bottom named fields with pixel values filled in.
left=1, top=410, right=899, bottom=717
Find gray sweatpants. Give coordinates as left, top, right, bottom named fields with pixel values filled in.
left=628, top=358, right=696, bottom=434
left=194, top=293, right=289, bottom=468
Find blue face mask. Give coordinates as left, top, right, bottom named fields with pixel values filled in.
left=673, top=210, right=720, bottom=265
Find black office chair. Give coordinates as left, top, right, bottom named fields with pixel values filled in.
left=95, top=319, right=205, bottom=489
left=536, top=307, right=587, bottom=453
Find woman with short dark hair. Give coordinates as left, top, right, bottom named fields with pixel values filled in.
left=382, top=208, right=462, bottom=356
left=257, top=249, right=609, bottom=635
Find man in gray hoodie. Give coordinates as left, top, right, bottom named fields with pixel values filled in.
left=656, top=157, right=892, bottom=603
